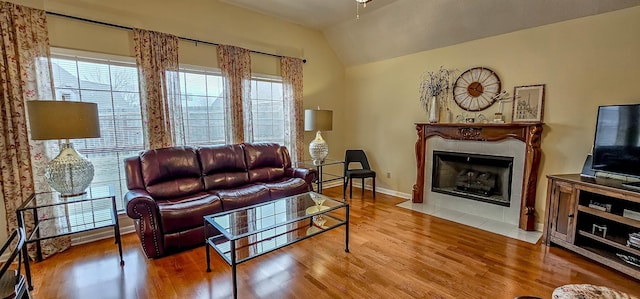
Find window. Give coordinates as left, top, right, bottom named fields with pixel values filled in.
left=177, top=66, right=227, bottom=146
left=51, top=49, right=143, bottom=211
left=250, top=75, right=285, bottom=145
left=175, top=67, right=287, bottom=147
left=49, top=49, right=291, bottom=212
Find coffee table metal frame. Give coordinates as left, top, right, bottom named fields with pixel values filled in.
left=204, top=192, right=349, bottom=299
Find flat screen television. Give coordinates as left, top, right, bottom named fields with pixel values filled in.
left=592, top=104, right=640, bottom=179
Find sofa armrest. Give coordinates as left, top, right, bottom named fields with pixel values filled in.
left=125, top=189, right=165, bottom=258
left=286, top=167, right=318, bottom=191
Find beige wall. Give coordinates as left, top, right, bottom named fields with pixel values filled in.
left=344, top=6, right=640, bottom=226
left=0, top=0, right=346, bottom=242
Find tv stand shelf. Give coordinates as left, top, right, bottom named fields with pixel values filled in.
left=622, top=181, right=640, bottom=192
left=544, top=174, right=640, bottom=279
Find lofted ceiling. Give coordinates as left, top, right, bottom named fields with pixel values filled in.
left=222, top=0, right=640, bottom=66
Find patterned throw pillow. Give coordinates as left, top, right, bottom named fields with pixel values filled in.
left=552, top=284, right=638, bottom=299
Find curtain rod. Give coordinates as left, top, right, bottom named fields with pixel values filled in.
left=45, top=11, right=307, bottom=63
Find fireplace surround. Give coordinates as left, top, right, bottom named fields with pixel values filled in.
left=412, top=122, right=543, bottom=230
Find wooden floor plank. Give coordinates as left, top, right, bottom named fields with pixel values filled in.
left=29, top=187, right=639, bottom=298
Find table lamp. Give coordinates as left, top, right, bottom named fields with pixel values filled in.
left=304, top=108, right=332, bottom=164
left=27, top=100, right=101, bottom=197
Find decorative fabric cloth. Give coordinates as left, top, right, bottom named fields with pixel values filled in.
left=217, top=45, right=252, bottom=144
left=552, top=284, right=638, bottom=299
left=280, top=57, right=304, bottom=164
left=133, top=28, right=183, bottom=149
left=0, top=1, right=70, bottom=259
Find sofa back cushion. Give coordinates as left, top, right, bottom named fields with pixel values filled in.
left=124, top=156, right=145, bottom=190
left=198, top=144, right=249, bottom=190
left=244, top=143, right=286, bottom=183
left=281, top=146, right=293, bottom=169
left=139, top=146, right=203, bottom=199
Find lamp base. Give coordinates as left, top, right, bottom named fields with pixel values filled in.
left=59, top=192, right=88, bottom=198
left=45, top=142, right=95, bottom=196
left=309, top=131, right=328, bottom=164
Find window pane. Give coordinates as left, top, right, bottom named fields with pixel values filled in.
left=55, top=88, right=80, bottom=101
left=77, top=61, right=112, bottom=90
left=51, top=58, right=79, bottom=89
left=184, top=72, right=207, bottom=96
left=206, top=74, right=223, bottom=97
left=256, top=81, right=271, bottom=99
left=250, top=78, right=285, bottom=145
left=110, top=65, right=139, bottom=92
left=83, top=90, right=114, bottom=113
left=272, top=83, right=283, bottom=101
left=178, top=67, right=227, bottom=146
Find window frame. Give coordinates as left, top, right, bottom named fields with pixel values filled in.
left=177, top=64, right=228, bottom=147
left=249, top=73, right=286, bottom=145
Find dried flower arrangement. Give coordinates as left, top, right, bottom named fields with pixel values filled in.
left=418, top=66, right=452, bottom=113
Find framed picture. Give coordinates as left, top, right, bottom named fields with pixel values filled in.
left=512, top=84, right=545, bottom=123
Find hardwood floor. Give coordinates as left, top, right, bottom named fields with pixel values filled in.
left=29, top=187, right=639, bottom=298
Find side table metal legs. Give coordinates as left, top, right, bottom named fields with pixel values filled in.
left=16, top=192, right=124, bottom=291
left=345, top=205, right=350, bottom=253
left=112, top=198, right=125, bottom=266
left=21, top=241, right=33, bottom=291
left=16, top=210, right=33, bottom=291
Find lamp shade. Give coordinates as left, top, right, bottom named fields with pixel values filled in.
left=304, top=109, right=333, bottom=132
left=27, top=100, right=100, bottom=140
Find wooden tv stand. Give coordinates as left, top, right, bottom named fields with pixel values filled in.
left=544, top=174, right=640, bottom=279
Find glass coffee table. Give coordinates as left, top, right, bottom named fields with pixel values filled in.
left=204, top=192, right=349, bottom=299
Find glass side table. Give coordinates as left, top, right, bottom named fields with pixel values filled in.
left=298, top=158, right=344, bottom=195
left=16, top=188, right=124, bottom=290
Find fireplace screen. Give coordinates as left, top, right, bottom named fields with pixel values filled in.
left=432, top=151, right=514, bottom=206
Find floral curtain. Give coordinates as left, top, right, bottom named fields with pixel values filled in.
left=0, top=1, right=70, bottom=259
left=281, top=57, right=304, bottom=163
left=133, top=28, right=183, bottom=149
left=217, top=45, right=252, bottom=144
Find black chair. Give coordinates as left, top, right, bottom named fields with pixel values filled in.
left=0, top=228, right=30, bottom=299
left=343, top=149, right=376, bottom=199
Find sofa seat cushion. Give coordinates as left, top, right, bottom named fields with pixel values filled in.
left=163, top=226, right=205, bottom=254
left=260, top=177, right=309, bottom=199
left=214, top=184, right=271, bottom=211
left=158, top=193, right=222, bottom=234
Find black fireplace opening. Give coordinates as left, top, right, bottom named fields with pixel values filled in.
left=431, top=151, right=514, bottom=207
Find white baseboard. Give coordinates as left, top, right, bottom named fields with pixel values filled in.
left=71, top=224, right=135, bottom=246
left=320, top=181, right=411, bottom=199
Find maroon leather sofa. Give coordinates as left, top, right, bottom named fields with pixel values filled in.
left=124, top=143, right=317, bottom=258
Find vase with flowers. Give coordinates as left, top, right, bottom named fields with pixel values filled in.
left=419, top=66, right=452, bottom=123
